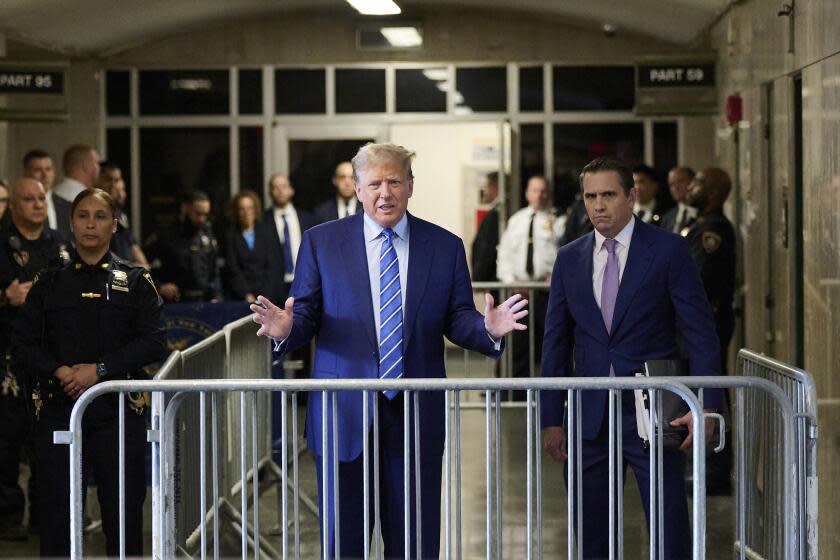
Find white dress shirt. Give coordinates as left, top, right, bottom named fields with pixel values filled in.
left=672, top=202, right=697, bottom=233
left=338, top=196, right=359, bottom=219
left=496, top=206, right=566, bottom=282
left=46, top=191, right=58, bottom=230
left=633, top=200, right=657, bottom=223
left=273, top=204, right=303, bottom=282
left=363, top=213, right=410, bottom=342
left=52, top=177, right=86, bottom=203
left=592, top=216, right=635, bottom=309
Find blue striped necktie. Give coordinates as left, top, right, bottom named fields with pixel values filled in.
left=378, top=228, right=403, bottom=399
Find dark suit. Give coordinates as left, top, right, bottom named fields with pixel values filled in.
left=222, top=227, right=273, bottom=301
left=259, top=206, right=317, bottom=304
left=314, top=196, right=362, bottom=224
left=276, top=212, right=502, bottom=558
left=470, top=204, right=500, bottom=281
left=541, top=218, right=721, bottom=559
left=52, top=194, right=73, bottom=243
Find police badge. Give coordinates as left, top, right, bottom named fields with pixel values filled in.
left=111, top=269, right=130, bottom=292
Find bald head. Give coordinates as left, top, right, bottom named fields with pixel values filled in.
left=11, top=177, right=48, bottom=231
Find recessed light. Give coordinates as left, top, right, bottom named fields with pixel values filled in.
left=346, top=0, right=401, bottom=16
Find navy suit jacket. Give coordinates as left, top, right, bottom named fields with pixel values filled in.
left=277, top=212, right=502, bottom=461
left=313, top=197, right=362, bottom=224
left=258, top=206, right=317, bottom=302
left=540, top=219, right=721, bottom=438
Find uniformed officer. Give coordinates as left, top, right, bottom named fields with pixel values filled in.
left=0, top=177, right=70, bottom=540
left=12, top=188, right=167, bottom=557
left=684, top=167, right=736, bottom=495
left=150, top=189, right=222, bottom=302
left=497, top=175, right=565, bottom=390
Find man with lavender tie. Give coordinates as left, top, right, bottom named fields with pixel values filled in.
left=251, top=143, right=528, bottom=559
left=540, top=157, right=721, bottom=559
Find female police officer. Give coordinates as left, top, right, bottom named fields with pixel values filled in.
left=12, top=188, right=167, bottom=557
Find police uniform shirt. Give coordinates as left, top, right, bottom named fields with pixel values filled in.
left=633, top=200, right=658, bottom=224
left=496, top=206, right=566, bottom=282
left=0, top=225, right=70, bottom=353
left=684, top=210, right=736, bottom=315
left=156, top=221, right=221, bottom=302
left=11, top=253, right=166, bottom=418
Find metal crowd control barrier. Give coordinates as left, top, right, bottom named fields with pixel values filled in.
left=58, top=370, right=813, bottom=560
left=462, top=281, right=550, bottom=389
left=734, top=350, right=819, bottom=560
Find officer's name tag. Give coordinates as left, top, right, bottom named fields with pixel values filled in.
left=111, top=270, right=130, bottom=292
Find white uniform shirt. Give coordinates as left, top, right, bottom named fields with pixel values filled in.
left=592, top=216, right=635, bottom=309
left=672, top=202, right=697, bottom=233
left=496, top=206, right=566, bottom=282
left=273, top=204, right=302, bottom=282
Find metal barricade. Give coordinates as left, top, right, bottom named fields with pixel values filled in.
left=59, top=372, right=809, bottom=560
left=458, top=281, right=551, bottom=389
left=734, top=350, right=819, bottom=560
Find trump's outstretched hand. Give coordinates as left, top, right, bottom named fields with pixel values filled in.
left=251, top=296, right=295, bottom=340
left=483, top=292, right=529, bottom=339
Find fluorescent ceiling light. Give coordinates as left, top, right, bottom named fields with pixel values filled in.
left=346, top=0, right=401, bottom=15
left=380, top=27, right=422, bottom=48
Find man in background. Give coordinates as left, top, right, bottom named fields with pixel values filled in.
left=314, top=161, right=361, bottom=224
left=661, top=166, right=698, bottom=234
left=22, top=150, right=72, bottom=241
left=52, top=144, right=100, bottom=204
left=632, top=164, right=663, bottom=226
left=97, top=161, right=149, bottom=267
left=470, top=171, right=502, bottom=282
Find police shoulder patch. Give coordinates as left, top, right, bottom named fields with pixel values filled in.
left=702, top=231, right=722, bottom=253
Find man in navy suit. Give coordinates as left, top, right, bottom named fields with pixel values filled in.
left=252, top=143, right=528, bottom=559
left=314, top=161, right=363, bottom=224
left=540, top=157, right=721, bottom=559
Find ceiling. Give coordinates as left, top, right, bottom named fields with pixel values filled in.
left=0, top=0, right=731, bottom=57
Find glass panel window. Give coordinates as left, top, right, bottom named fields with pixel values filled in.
left=139, top=70, right=230, bottom=115
left=335, top=68, right=386, bottom=113
left=105, top=128, right=132, bottom=210
left=653, top=121, right=679, bottom=211
left=395, top=68, right=446, bottom=112
left=106, top=71, right=130, bottom=116
left=552, top=122, right=644, bottom=192
left=139, top=127, right=230, bottom=239
left=455, top=66, right=507, bottom=113
left=238, top=69, right=263, bottom=115
left=553, top=66, right=635, bottom=111
left=275, top=69, right=325, bottom=114
left=519, top=124, right=545, bottom=207
left=239, top=127, right=264, bottom=194
left=288, top=139, right=374, bottom=212
left=519, top=66, right=544, bottom=112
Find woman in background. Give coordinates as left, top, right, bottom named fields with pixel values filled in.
left=223, top=190, right=272, bottom=302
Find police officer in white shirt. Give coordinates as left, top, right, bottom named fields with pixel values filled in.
left=496, top=175, right=564, bottom=393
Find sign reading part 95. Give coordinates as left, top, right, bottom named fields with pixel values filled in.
left=637, top=63, right=715, bottom=89
left=0, top=69, right=65, bottom=94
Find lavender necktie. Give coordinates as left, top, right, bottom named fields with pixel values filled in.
left=601, top=238, right=619, bottom=376
left=600, top=238, right=619, bottom=332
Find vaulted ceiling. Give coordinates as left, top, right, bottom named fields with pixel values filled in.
left=0, top=0, right=730, bottom=57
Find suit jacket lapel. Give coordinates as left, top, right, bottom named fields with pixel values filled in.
left=339, top=214, right=378, bottom=349
left=403, top=214, right=433, bottom=350
left=575, top=233, right=609, bottom=340
left=610, top=222, right=654, bottom=336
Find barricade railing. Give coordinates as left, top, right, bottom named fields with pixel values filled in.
left=58, top=373, right=810, bottom=560
left=734, top=350, right=819, bottom=560
left=459, top=281, right=551, bottom=394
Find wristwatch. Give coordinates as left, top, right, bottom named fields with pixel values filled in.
left=96, top=363, right=108, bottom=378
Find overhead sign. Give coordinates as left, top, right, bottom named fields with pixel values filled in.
left=637, top=63, right=715, bottom=88
left=634, top=56, right=717, bottom=116
left=0, top=69, right=64, bottom=94
left=0, top=63, right=68, bottom=120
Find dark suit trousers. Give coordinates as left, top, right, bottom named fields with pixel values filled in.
left=566, top=406, right=691, bottom=560
left=314, top=393, right=442, bottom=559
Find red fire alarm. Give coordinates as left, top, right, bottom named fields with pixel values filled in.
left=726, top=94, right=742, bottom=126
